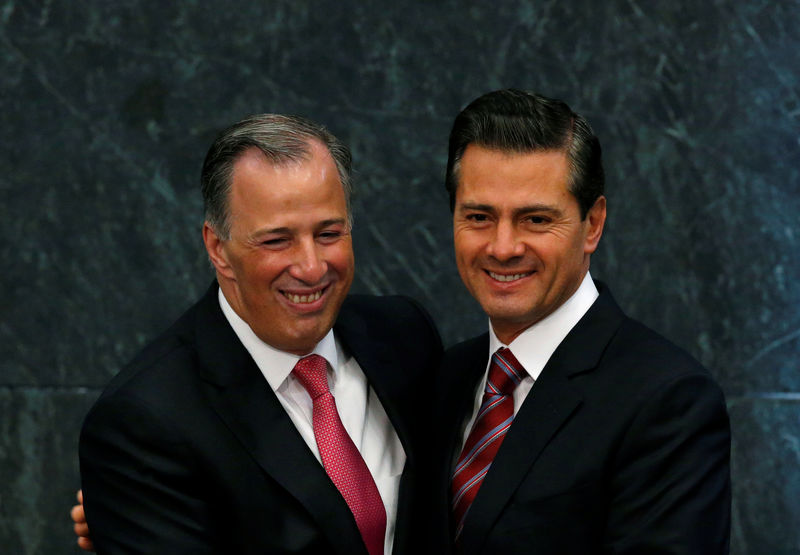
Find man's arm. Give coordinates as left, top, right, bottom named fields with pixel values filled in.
left=79, top=393, right=217, bottom=554
left=605, top=372, right=731, bottom=554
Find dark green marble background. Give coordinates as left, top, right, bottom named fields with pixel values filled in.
left=2, top=1, right=798, bottom=553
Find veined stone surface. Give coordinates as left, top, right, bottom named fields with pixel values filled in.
left=1, top=1, right=798, bottom=552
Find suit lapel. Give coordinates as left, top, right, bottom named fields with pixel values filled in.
left=333, top=299, right=418, bottom=554
left=459, top=284, right=626, bottom=554
left=458, top=356, right=583, bottom=554
left=334, top=305, right=414, bottom=463
left=443, top=334, right=493, bottom=471
left=433, top=333, right=493, bottom=550
left=193, top=285, right=367, bottom=555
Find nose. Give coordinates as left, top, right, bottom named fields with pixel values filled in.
left=486, top=221, right=525, bottom=261
left=290, top=237, right=328, bottom=284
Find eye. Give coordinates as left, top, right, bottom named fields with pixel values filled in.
left=526, top=215, right=549, bottom=225
left=261, top=237, right=288, bottom=247
left=466, top=213, right=489, bottom=222
left=318, top=230, right=343, bottom=243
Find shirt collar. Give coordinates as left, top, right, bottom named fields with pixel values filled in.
left=217, top=288, right=339, bottom=392
left=488, top=272, right=599, bottom=380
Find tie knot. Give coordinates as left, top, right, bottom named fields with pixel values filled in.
left=292, top=354, right=330, bottom=399
left=486, top=347, right=525, bottom=396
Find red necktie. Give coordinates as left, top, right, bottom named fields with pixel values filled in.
left=293, top=354, right=387, bottom=555
left=451, top=347, right=526, bottom=540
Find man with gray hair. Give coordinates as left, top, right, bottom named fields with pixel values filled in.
left=78, top=114, right=441, bottom=554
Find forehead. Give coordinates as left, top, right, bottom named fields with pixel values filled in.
left=456, top=145, right=572, bottom=204
left=228, top=145, right=346, bottom=222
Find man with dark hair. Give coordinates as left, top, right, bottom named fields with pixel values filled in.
left=78, top=114, right=442, bottom=554
left=429, top=89, right=731, bottom=553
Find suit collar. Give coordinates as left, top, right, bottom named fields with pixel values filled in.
left=491, top=272, right=600, bottom=381
left=433, top=332, right=492, bottom=550
left=457, top=282, right=627, bottom=554
left=191, top=283, right=369, bottom=555
left=216, top=286, right=340, bottom=391
left=197, top=285, right=416, bottom=458
left=334, top=297, right=427, bottom=554
left=334, top=298, right=418, bottom=467
left=543, top=281, right=626, bottom=378
left=445, top=333, right=493, bottom=445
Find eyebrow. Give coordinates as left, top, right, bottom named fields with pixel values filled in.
left=457, top=201, right=564, bottom=219
left=248, top=218, right=348, bottom=239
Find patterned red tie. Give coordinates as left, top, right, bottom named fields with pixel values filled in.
left=293, top=354, right=387, bottom=555
left=451, top=347, right=526, bottom=540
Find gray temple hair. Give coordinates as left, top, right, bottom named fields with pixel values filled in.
left=201, top=113, right=353, bottom=239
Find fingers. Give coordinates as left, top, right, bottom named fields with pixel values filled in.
left=70, top=503, right=86, bottom=524
left=74, top=520, right=89, bottom=536
left=77, top=536, right=95, bottom=552
left=73, top=489, right=94, bottom=551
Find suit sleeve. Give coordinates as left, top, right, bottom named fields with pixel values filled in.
left=604, top=372, right=731, bottom=554
left=79, top=392, right=217, bottom=554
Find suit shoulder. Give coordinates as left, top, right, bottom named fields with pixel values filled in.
left=94, top=302, right=202, bottom=405
left=610, top=316, right=710, bottom=377
left=342, top=293, right=428, bottom=319
left=438, top=334, right=489, bottom=389
left=585, top=284, right=721, bottom=394
left=337, top=294, right=443, bottom=373
left=591, top=315, right=730, bottom=417
left=341, top=294, right=441, bottom=339
left=443, top=333, right=488, bottom=364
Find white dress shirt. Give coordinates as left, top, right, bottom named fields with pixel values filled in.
left=219, top=289, right=404, bottom=555
left=461, top=272, right=600, bottom=448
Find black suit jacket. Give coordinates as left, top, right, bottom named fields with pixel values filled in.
left=429, top=282, right=730, bottom=554
left=80, top=283, right=442, bottom=554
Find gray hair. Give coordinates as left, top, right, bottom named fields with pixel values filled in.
left=201, top=114, right=353, bottom=239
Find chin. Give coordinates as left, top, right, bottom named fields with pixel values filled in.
left=291, top=323, right=331, bottom=347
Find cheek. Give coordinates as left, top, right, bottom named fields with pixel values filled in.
left=330, top=245, right=355, bottom=275
left=454, top=249, right=476, bottom=283
left=244, top=255, right=287, bottom=287
left=454, top=235, right=481, bottom=265
left=540, top=236, right=578, bottom=263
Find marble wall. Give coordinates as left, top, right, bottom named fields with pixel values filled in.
left=1, top=1, right=798, bottom=552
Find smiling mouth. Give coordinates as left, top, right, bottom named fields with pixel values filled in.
left=487, top=271, right=532, bottom=283
left=281, top=287, right=326, bottom=304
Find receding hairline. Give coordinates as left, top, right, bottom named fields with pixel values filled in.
left=218, top=140, right=351, bottom=230
left=201, top=113, right=354, bottom=239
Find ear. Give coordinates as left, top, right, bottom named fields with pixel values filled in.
left=583, top=196, right=606, bottom=255
left=202, top=222, right=235, bottom=279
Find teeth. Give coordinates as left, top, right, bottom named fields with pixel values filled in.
left=489, top=271, right=530, bottom=282
left=284, top=290, right=323, bottom=304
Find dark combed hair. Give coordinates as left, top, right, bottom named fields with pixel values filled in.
left=201, top=114, right=353, bottom=238
left=445, top=89, right=604, bottom=219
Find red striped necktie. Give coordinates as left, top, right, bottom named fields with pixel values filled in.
left=293, top=354, right=387, bottom=555
left=451, top=347, right=526, bottom=540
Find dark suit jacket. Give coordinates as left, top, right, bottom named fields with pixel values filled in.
left=428, top=282, right=731, bottom=554
left=80, top=283, right=442, bottom=554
